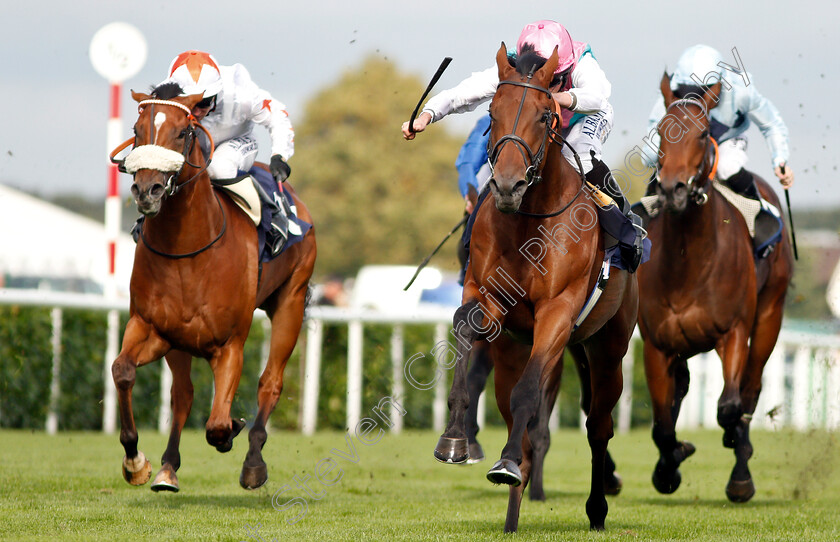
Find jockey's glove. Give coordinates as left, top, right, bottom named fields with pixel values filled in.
left=270, top=155, right=291, bottom=183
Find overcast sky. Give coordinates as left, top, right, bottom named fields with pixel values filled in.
left=1, top=0, right=837, bottom=208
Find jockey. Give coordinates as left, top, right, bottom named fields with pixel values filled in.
left=403, top=20, right=646, bottom=271
left=161, top=50, right=295, bottom=184
left=160, top=50, right=296, bottom=256
left=640, top=44, right=794, bottom=197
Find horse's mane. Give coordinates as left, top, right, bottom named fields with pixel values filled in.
left=151, top=82, right=184, bottom=100
left=674, top=83, right=709, bottom=100
left=512, top=44, right=563, bottom=87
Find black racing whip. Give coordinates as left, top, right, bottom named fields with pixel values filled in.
left=781, top=164, right=798, bottom=260
left=407, top=57, right=452, bottom=134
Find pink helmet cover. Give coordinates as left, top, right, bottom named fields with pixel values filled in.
left=516, top=20, right=582, bottom=75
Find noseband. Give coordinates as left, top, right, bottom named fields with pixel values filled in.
left=110, top=99, right=215, bottom=197
left=488, top=79, right=561, bottom=187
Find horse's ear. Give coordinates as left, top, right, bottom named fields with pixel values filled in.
left=540, top=46, right=560, bottom=85
left=660, top=71, right=676, bottom=108
left=497, top=42, right=513, bottom=80
left=132, top=90, right=150, bottom=103
left=702, top=82, right=722, bottom=110
left=182, top=93, right=205, bottom=109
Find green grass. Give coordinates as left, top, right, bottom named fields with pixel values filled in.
left=1, top=427, right=839, bottom=541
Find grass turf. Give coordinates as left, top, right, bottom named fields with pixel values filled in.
left=1, top=427, right=838, bottom=541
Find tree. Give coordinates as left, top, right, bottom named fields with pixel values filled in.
left=293, top=55, right=465, bottom=278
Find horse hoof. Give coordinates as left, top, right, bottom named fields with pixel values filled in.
left=151, top=465, right=180, bottom=493
left=678, top=441, right=696, bottom=461
left=726, top=478, right=755, bottom=503
left=122, top=452, right=152, bottom=486
left=652, top=463, right=681, bottom=494
left=434, top=436, right=469, bottom=464
left=604, top=471, right=623, bottom=496
left=465, top=442, right=485, bottom=464
left=723, top=427, right=737, bottom=448
left=486, top=459, right=522, bottom=486
left=240, top=462, right=268, bottom=490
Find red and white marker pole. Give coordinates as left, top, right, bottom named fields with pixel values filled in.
left=105, top=82, right=122, bottom=298
left=90, top=23, right=147, bottom=434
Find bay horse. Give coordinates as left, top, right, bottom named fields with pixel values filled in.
left=637, top=74, right=793, bottom=502
left=109, top=83, right=316, bottom=492
left=433, top=44, right=638, bottom=533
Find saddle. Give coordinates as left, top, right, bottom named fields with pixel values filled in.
left=131, top=166, right=311, bottom=262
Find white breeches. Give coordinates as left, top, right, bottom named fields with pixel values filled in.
left=715, top=136, right=749, bottom=180
left=561, top=102, right=614, bottom=174
left=206, top=135, right=259, bottom=179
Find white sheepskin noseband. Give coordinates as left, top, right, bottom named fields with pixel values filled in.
left=124, top=145, right=186, bottom=174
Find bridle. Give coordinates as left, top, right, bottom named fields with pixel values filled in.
left=654, top=97, right=719, bottom=206
left=110, top=99, right=215, bottom=197
left=109, top=98, right=227, bottom=259
left=488, top=76, right=586, bottom=218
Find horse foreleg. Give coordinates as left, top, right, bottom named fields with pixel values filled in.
left=151, top=350, right=193, bottom=492
left=240, top=284, right=307, bottom=490
left=206, top=342, right=247, bottom=453
left=581, top=332, right=626, bottom=530
left=725, top=298, right=784, bottom=503
left=112, top=317, right=170, bottom=486
left=644, top=342, right=695, bottom=494
left=569, top=344, right=622, bottom=496
left=503, top=435, right=533, bottom=534
left=488, top=314, right=570, bottom=489
left=526, top=365, right=561, bottom=502
left=715, top=326, right=750, bottom=446
left=434, top=300, right=483, bottom=464
left=464, top=341, right=493, bottom=464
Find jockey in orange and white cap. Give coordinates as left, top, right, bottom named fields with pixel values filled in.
left=162, top=50, right=295, bottom=182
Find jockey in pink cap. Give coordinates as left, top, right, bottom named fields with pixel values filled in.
left=402, top=20, right=646, bottom=272
left=402, top=19, right=614, bottom=184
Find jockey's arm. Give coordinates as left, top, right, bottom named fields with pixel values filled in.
left=402, top=66, right=498, bottom=139
left=741, top=83, right=793, bottom=186
left=564, top=55, right=611, bottom=115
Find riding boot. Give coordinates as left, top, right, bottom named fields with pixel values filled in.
left=723, top=168, right=760, bottom=200
left=252, top=178, right=289, bottom=257
left=587, top=152, right=646, bottom=272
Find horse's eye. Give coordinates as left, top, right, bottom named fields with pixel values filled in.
left=177, top=129, right=188, bottom=140
left=700, top=129, right=709, bottom=139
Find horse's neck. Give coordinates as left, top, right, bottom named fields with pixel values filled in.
left=516, top=150, right=581, bottom=215
left=659, top=187, right=723, bottom=263
left=144, top=171, right=221, bottom=245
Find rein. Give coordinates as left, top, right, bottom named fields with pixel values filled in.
left=137, top=190, right=228, bottom=259
left=489, top=78, right=587, bottom=218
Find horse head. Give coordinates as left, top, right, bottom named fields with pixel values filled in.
left=488, top=42, right=561, bottom=213
left=122, top=84, right=208, bottom=216
left=654, top=73, right=721, bottom=213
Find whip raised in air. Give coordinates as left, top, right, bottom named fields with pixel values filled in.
left=407, top=57, right=452, bottom=134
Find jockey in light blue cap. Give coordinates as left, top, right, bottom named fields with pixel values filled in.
left=641, top=44, right=794, bottom=198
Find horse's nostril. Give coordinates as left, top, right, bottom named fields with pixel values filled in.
left=514, top=180, right=527, bottom=192
left=150, top=184, right=165, bottom=198
left=130, top=184, right=140, bottom=198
